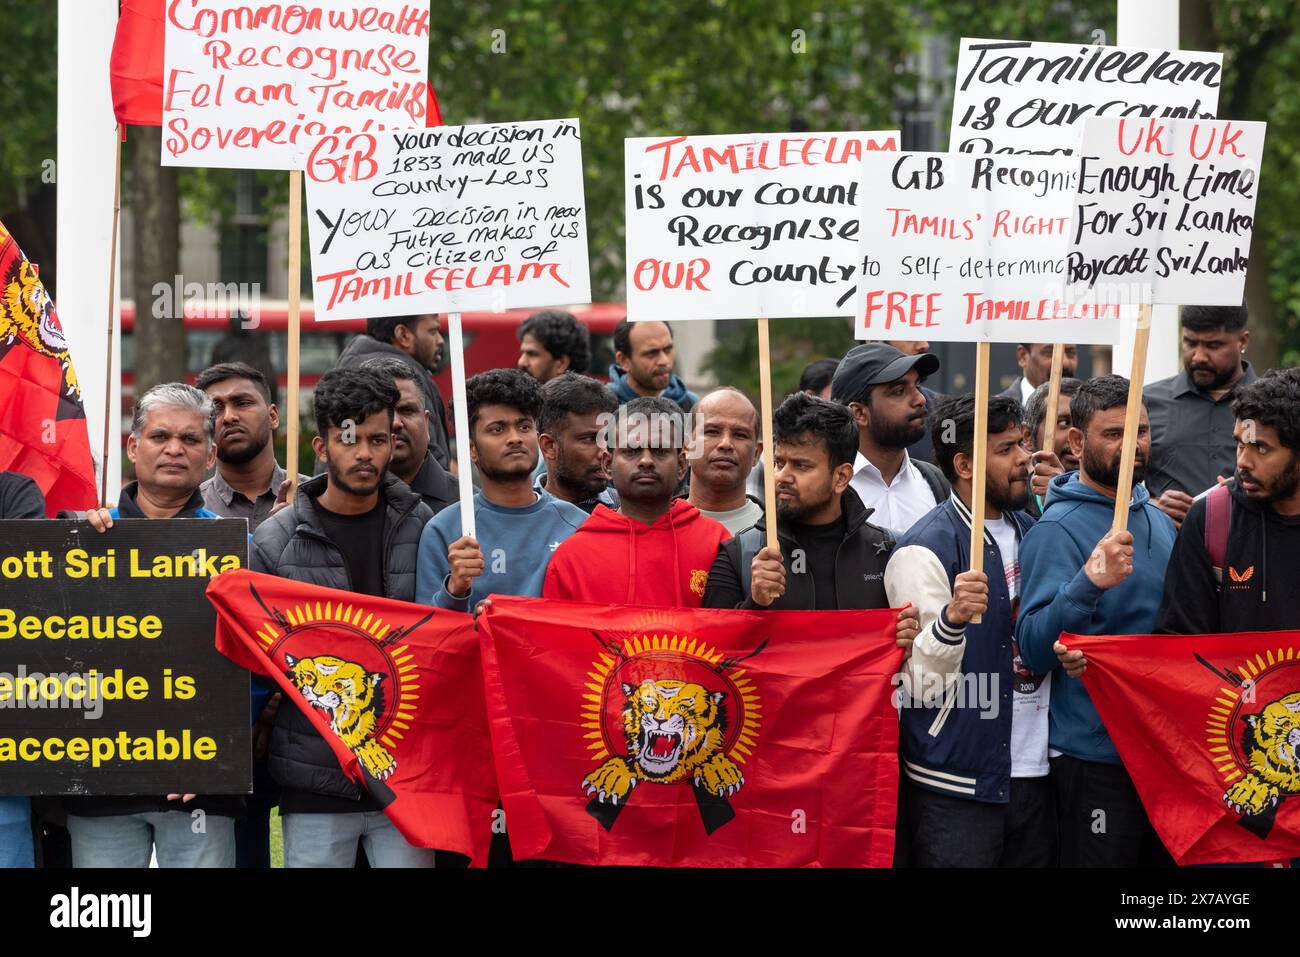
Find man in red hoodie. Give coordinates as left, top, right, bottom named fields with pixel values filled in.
left=544, top=396, right=729, bottom=607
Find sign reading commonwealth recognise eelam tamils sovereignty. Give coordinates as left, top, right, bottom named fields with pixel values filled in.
left=624, top=130, right=898, bottom=321
left=0, top=520, right=250, bottom=795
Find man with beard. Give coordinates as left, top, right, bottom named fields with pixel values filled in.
left=883, top=395, right=1053, bottom=867
left=608, top=319, right=699, bottom=412
left=831, top=343, right=949, bottom=536
left=334, top=314, right=451, bottom=468
left=1015, top=375, right=1177, bottom=868
left=359, top=357, right=458, bottom=515
left=198, top=362, right=304, bottom=531
left=999, top=343, right=1079, bottom=406
left=251, top=368, right=436, bottom=867
left=687, top=387, right=763, bottom=534
left=417, top=369, right=587, bottom=611
left=1154, top=367, right=1300, bottom=635
left=1023, top=377, right=1083, bottom=518
left=535, top=373, right=619, bottom=513
left=544, top=397, right=729, bottom=608
left=517, top=310, right=591, bottom=383
left=1145, top=305, right=1255, bottom=527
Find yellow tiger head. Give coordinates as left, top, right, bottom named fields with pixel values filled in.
left=621, top=679, right=726, bottom=783
left=0, top=242, right=79, bottom=399
left=285, top=653, right=385, bottom=746
left=1242, top=691, right=1300, bottom=791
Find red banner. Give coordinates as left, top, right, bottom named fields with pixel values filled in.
left=479, top=598, right=904, bottom=867
left=1066, top=629, right=1300, bottom=866
left=207, top=570, right=498, bottom=866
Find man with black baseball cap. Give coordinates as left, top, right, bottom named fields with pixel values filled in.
left=832, top=343, right=950, bottom=536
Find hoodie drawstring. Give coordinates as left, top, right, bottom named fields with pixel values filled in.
left=625, top=522, right=637, bottom=604
left=1262, top=514, right=1268, bottom=604
left=670, top=506, right=683, bottom=607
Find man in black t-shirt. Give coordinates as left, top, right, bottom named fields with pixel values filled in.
left=250, top=368, right=434, bottom=867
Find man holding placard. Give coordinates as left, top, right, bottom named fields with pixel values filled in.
left=1015, top=376, right=1177, bottom=867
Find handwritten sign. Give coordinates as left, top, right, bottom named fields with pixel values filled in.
left=624, top=130, right=898, bottom=321
left=303, top=118, right=591, bottom=321
left=162, top=0, right=431, bottom=169
left=950, top=38, right=1222, bottom=155
left=1063, top=117, right=1266, bottom=307
left=854, top=151, right=1121, bottom=344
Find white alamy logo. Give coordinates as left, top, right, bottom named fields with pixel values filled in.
left=50, top=887, right=151, bottom=938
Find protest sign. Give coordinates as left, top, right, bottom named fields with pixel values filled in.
left=624, top=130, right=898, bottom=321
left=161, top=0, right=431, bottom=169
left=303, top=118, right=591, bottom=322
left=949, top=38, right=1222, bottom=155
left=0, top=520, right=250, bottom=795
left=1063, top=117, right=1266, bottom=307
left=854, top=150, right=1121, bottom=344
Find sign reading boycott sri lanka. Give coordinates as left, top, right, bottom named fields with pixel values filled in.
left=304, top=118, right=591, bottom=321
left=0, top=520, right=250, bottom=795
left=949, top=37, right=1222, bottom=155
left=1064, top=117, right=1266, bottom=306
left=853, top=151, right=1120, bottom=344
left=624, top=130, right=898, bottom=321
left=162, top=0, right=431, bottom=169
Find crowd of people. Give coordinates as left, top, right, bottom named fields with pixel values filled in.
left=3, top=302, right=1293, bottom=870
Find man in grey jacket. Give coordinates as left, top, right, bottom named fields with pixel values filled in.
left=251, top=367, right=435, bottom=867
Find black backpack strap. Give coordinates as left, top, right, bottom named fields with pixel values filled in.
left=737, top=526, right=764, bottom=601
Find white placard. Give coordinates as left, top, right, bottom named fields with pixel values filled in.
left=303, top=118, right=591, bottom=321
left=950, top=38, right=1222, bottom=155
left=625, top=130, right=899, bottom=321
left=162, top=0, right=431, bottom=169
left=1064, top=117, right=1266, bottom=307
left=854, top=151, right=1121, bottom=344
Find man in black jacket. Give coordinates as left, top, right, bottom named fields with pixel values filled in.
left=1156, top=368, right=1300, bottom=635
left=251, top=367, right=435, bottom=867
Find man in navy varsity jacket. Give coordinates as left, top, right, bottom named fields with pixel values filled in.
left=884, top=394, right=1054, bottom=867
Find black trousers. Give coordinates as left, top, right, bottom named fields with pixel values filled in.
left=907, top=775, right=1056, bottom=867
left=1051, top=754, right=1173, bottom=868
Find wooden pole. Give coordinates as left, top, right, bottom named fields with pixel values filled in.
left=101, top=125, right=122, bottom=507
left=756, top=318, right=778, bottom=552
left=1112, top=303, right=1153, bottom=532
left=448, top=311, right=475, bottom=539
left=1041, top=342, right=1066, bottom=453
left=285, top=170, right=302, bottom=502
left=969, top=341, right=990, bottom=624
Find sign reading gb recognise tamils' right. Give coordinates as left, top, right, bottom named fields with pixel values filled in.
left=625, top=130, right=898, bottom=321
left=0, top=520, right=250, bottom=795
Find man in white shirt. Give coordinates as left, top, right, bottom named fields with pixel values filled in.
left=687, top=387, right=763, bottom=534
left=831, top=343, right=949, bottom=536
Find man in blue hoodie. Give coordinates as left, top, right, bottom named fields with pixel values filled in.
left=608, top=319, right=699, bottom=412
left=1015, top=374, right=1177, bottom=867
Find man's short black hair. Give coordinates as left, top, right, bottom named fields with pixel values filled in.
left=614, top=318, right=673, bottom=358
left=312, top=367, right=398, bottom=439
left=196, top=361, right=272, bottom=404
left=930, top=394, right=1024, bottom=484
left=538, top=373, right=618, bottom=435
left=358, top=355, right=420, bottom=386
left=773, top=392, right=858, bottom=470
left=798, top=358, right=839, bottom=395
left=465, top=368, right=543, bottom=436
left=1024, top=377, right=1083, bottom=445
left=366, top=314, right=434, bottom=344
left=1070, top=374, right=1140, bottom=433
left=518, top=310, right=591, bottom=375
left=616, top=396, right=688, bottom=450
left=1232, top=368, right=1300, bottom=455
left=1181, top=304, right=1247, bottom=334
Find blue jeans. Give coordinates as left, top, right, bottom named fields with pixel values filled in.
left=0, top=797, right=33, bottom=868
left=67, top=812, right=236, bottom=868
left=282, top=811, right=436, bottom=868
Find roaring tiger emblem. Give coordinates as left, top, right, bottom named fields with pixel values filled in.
left=0, top=226, right=79, bottom=399
left=285, top=653, right=396, bottom=781
left=1223, top=691, right=1300, bottom=816
left=583, top=679, right=744, bottom=805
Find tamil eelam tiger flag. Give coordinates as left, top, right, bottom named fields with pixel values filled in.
left=0, top=221, right=97, bottom=516
left=207, top=569, right=498, bottom=865
left=1065, top=629, right=1300, bottom=866
left=478, top=598, right=905, bottom=867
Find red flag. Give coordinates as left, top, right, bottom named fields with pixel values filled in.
left=479, top=598, right=904, bottom=867
left=207, top=570, right=498, bottom=866
left=1067, top=629, right=1300, bottom=866
left=109, top=1, right=444, bottom=129
left=0, top=221, right=97, bottom=516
